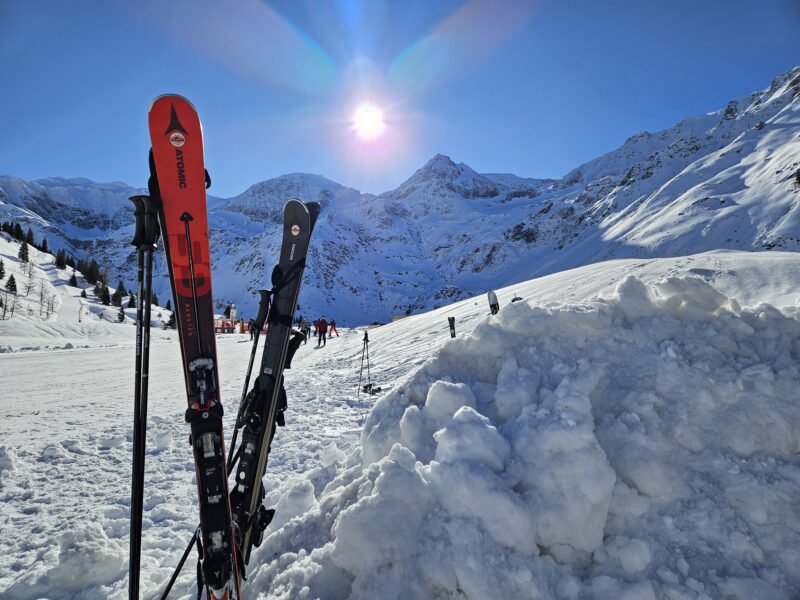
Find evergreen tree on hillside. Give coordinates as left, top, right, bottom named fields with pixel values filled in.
left=40, top=237, right=49, bottom=254
left=25, top=228, right=34, bottom=245
left=151, top=291, right=159, bottom=307
left=118, top=306, right=125, bottom=323
left=128, top=293, right=136, bottom=308
left=165, top=298, right=171, bottom=312
left=65, top=255, right=75, bottom=269
left=116, top=280, right=127, bottom=296
left=6, top=274, right=17, bottom=294
left=68, top=272, right=78, bottom=287
left=101, top=285, right=111, bottom=306
left=12, top=223, right=23, bottom=240
left=18, top=241, right=29, bottom=263
left=80, top=289, right=87, bottom=299
left=111, top=285, right=124, bottom=307
left=0, top=258, right=4, bottom=280
left=84, top=259, right=100, bottom=285
left=55, top=249, right=67, bottom=269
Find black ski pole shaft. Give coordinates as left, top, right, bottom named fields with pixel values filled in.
left=159, top=529, right=199, bottom=600
left=228, top=290, right=270, bottom=469
left=129, top=245, right=145, bottom=600
left=179, top=212, right=204, bottom=355
left=357, top=333, right=366, bottom=401
left=365, top=334, right=371, bottom=389
left=128, top=196, right=146, bottom=600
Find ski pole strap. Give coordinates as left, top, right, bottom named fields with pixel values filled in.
left=147, top=149, right=161, bottom=199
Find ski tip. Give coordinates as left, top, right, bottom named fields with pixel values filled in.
left=306, top=202, right=321, bottom=228
left=148, top=94, right=198, bottom=114
left=283, top=198, right=306, bottom=211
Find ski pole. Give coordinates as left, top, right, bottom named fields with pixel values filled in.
left=128, top=195, right=146, bottom=600
left=357, top=331, right=367, bottom=401
left=158, top=529, right=199, bottom=600
left=228, top=289, right=271, bottom=469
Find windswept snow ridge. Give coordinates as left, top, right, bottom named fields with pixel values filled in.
left=243, top=275, right=800, bottom=600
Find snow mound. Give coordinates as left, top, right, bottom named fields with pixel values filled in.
left=0, top=445, right=18, bottom=488
left=4, top=522, right=125, bottom=599
left=247, top=275, right=800, bottom=599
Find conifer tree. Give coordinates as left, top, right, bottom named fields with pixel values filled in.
left=151, top=291, right=159, bottom=307
left=80, top=289, right=87, bottom=299
left=55, top=249, right=67, bottom=269
left=6, top=274, right=17, bottom=294
left=101, top=285, right=111, bottom=306
left=118, top=306, right=125, bottom=322
left=111, top=286, right=124, bottom=307
left=12, top=223, right=23, bottom=240
left=165, top=298, right=171, bottom=312
left=0, top=258, right=4, bottom=280
left=25, top=228, right=34, bottom=245
left=40, top=237, right=49, bottom=254
left=18, top=241, right=29, bottom=263
left=128, top=293, right=136, bottom=308
left=68, top=272, right=78, bottom=287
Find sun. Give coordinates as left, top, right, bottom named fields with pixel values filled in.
left=352, top=103, right=385, bottom=140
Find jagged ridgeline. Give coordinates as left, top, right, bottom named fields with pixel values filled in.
left=1, top=66, right=799, bottom=324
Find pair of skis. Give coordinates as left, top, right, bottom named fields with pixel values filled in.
left=128, top=95, right=318, bottom=600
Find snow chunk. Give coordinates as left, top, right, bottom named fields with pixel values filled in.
left=4, top=522, right=125, bottom=597
left=0, top=445, right=18, bottom=488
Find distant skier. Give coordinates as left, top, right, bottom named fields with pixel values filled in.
left=248, top=318, right=255, bottom=340
left=488, top=290, right=500, bottom=315
left=329, top=318, right=339, bottom=338
left=317, top=317, right=328, bottom=347
left=299, top=317, right=309, bottom=344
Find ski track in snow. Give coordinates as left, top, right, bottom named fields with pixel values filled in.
left=1, top=250, right=800, bottom=599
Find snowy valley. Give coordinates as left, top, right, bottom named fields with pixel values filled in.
left=1, top=67, right=799, bottom=324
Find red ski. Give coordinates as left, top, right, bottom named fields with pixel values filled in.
left=148, top=94, right=241, bottom=600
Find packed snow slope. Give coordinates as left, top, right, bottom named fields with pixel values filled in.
left=2, top=67, right=799, bottom=323
left=1, top=249, right=800, bottom=599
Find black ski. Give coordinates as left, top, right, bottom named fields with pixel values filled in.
left=229, top=199, right=320, bottom=565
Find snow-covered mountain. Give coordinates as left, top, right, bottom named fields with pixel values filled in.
left=1, top=66, right=799, bottom=324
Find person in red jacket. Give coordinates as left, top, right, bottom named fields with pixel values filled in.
left=317, top=317, right=328, bottom=347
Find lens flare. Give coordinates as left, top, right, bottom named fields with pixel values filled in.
left=352, top=103, right=385, bottom=140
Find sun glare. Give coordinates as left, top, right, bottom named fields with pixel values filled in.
left=352, top=103, right=385, bottom=140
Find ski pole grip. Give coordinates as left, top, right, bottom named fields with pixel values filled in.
left=129, top=195, right=146, bottom=247
left=142, top=196, right=162, bottom=248
left=253, top=290, right=270, bottom=330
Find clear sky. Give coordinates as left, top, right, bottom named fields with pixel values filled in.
left=1, top=0, right=799, bottom=197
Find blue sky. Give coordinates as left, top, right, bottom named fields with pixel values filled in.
left=1, top=0, right=798, bottom=197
